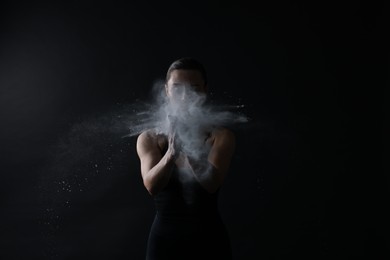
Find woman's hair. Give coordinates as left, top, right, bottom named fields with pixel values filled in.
left=166, top=57, right=208, bottom=85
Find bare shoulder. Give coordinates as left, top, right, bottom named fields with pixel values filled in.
left=211, top=127, right=236, bottom=146
left=136, top=129, right=159, bottom=149
left=213, top=127, right=235, bottom=140
left=137, top=130, right=153, bottom=143
left=137, top=129, right=167, bottom=154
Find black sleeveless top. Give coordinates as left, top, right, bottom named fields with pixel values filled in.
left=153, top=132, right=220, bottom=221
left=153, top=166, right=220, bottom=221
left=147, top=166, right=232, bottom=258
left=146, top=133, right=232, bottom=259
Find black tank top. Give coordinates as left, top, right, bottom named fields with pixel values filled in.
left=147, top=134, right=232, bottom=260
left=153, top=166, right=220, bottom=221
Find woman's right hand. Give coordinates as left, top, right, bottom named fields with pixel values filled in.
left=167, top=115, right=180, bottom=160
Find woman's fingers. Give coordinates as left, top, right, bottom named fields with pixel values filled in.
left=167, top=115, right=177, bottom=135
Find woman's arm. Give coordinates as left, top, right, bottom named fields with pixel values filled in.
left=136, top=131, right=178, bottom=196
left=183, top=128, right=236, bottom=193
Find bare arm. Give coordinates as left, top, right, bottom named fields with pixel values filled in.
left=183, top=128, right=236, bottom=193
left=136, top=131, right=178, bottom=196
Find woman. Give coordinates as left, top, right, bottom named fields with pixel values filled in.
left=136, top=57, right=235, bottom=259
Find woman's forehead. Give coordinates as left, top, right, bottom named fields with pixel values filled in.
left=168, top=69, right=204, bottom=85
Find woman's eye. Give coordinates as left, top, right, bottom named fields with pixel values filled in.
left=173, top=86, right=183, bottom=92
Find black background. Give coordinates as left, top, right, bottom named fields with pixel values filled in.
left=0, top=0, right=387, bottom=259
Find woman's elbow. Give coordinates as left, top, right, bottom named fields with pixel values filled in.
left=143, top=179, right=156, bottom=196
left=143, top=179, right=162, bottom=196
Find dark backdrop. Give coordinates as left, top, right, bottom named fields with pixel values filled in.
left=0, top=1, right=387, bottom=259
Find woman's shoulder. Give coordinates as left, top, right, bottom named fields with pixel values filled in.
left=137, top=129, right=167, bottom=149
left=137, top=129, right=161, bottom=142
left=212, top=126, right=234, bottom=134
left=212, top=126, right=235, bottom=140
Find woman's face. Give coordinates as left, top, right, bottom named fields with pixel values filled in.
left=165, top=69, right=207, bottom=103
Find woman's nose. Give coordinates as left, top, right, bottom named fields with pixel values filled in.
left=180, top=91, right=187, bottom=101
left=179, top=87, right=189, bottom=101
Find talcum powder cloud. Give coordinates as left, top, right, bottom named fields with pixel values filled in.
left=123, top=80, right=249, bottom=161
